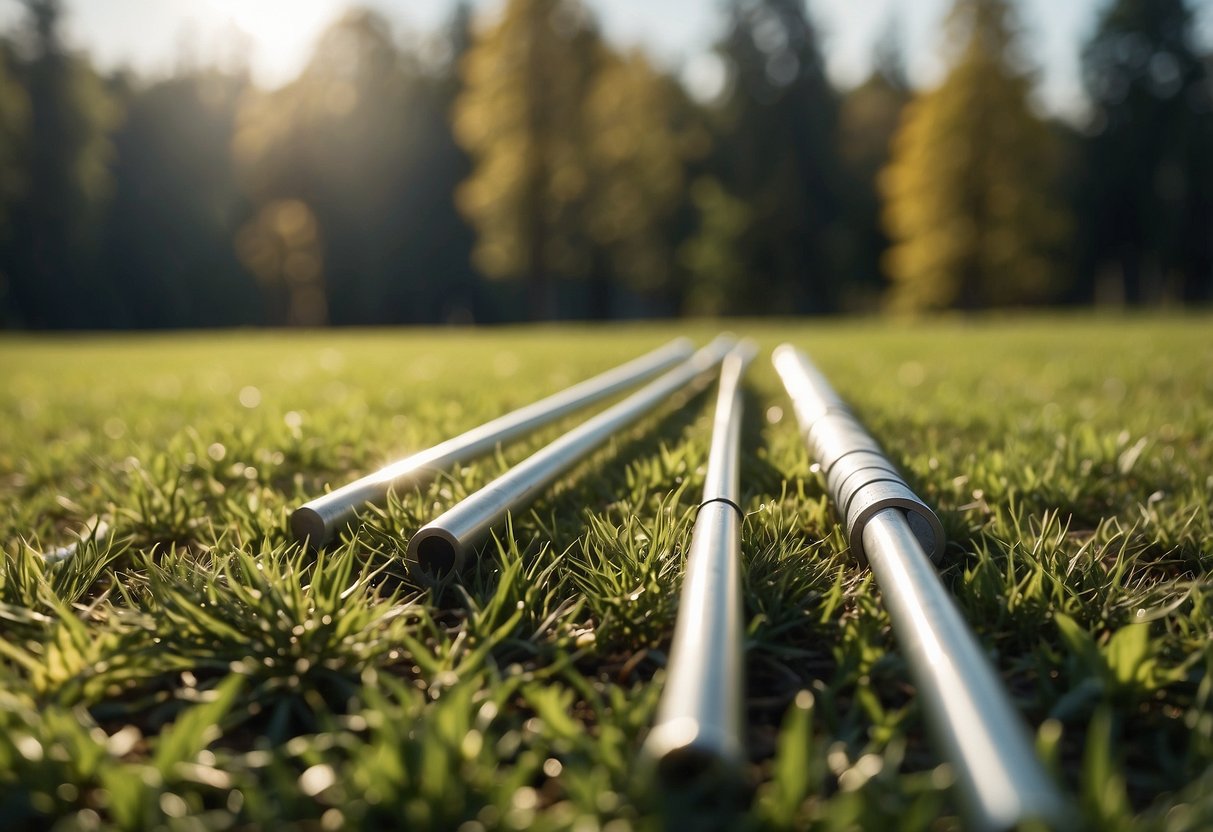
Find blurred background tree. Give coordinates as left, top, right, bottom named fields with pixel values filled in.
left=103, top=70, right=259, bottom=328
left=0, top=0, right=1208, bottom=328
left=453, top=0, right=603, bottom=320
left=1077, top=0, right=1213, bottom=305
left=583, top=50, right=709, bottom=318
left=837, top=20, right=910, bottom=311
left=1, top=0, right=117, bottom=329
left=678, top=177, right=752, bottom=316
left=689, top=0, right=845, bottom=315
left=881, top=0, right=1070, bottom=312
left=235, top=9, right=477, bottom=326
left=0, top=44, right=29, bottom=325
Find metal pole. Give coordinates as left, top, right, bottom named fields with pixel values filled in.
left=41, top=517, right=110, bottom=565
left=291, top=338, right=695, bottom=546
left=772, top=344, right=1070, bottom=832
left=863, top=510, right=1069, bottom=831
left=771, top=344, right=945, bottom=563
left=643, top=341, right=756, bottom=781
left=407, top=336, right=736, bottom=578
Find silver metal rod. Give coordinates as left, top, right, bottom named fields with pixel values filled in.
left=699, top=343, right=757, bottom=505
left=771, top=344, right=944, bottom=562
left=407, top=336, right=736, bottom=578
left=41, top=517, right=110, bottom=565
left=644, top=342, right=756, bottom=781
left=862, top=510, right=1070, bottom=831
left=773, top=344, right=1070, bottom=830
left=291, top=338, right=695, bottom=546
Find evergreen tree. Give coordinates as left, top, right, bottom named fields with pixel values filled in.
left=582, top=49, right=707, bottom=316
left=881, top=0, right=1069, bottom=311
left=452, top=0, right=603, bottom=319
left=678, top=176, right=752, bottom=316
left=403, top=4, right=483, bottom=323
left=1079, top=0, right=1213, bottom=304
left=2, top=0, right=118, bottom=328
left=0, top=46, right=26, bottom=229
left=699, top=0, right=844, bottom=315
left=837, top=18, right=910, bottom=308
left=0, top=45, right=29, bottom=325
left=103, top=71, right=259, bottom=328
left=234, top=10, right=461, bottom=325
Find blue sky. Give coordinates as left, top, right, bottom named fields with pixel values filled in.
left=2, top=0, right=1211, bottom=122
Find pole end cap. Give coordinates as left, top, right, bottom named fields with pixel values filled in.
left=407, top=527, right=465, bottom=580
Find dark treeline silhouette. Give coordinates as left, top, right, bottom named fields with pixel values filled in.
left=0, top=0, right=1209, bottom=329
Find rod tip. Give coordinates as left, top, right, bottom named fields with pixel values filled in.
left=290, top=507, right=327, bottom=548
left=655, top=745, right=734, bottom=788
left=643, top=718, right=744, bottom=788
left=728, top=338, right=760, bottom=367
left=407, top=528, right=464, bottom=579
left=770, top=344, right=798, bottom=374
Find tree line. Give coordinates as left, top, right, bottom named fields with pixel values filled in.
left=0, top=0, right=1209, bottom=328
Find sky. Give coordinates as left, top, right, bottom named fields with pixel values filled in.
left=2, top=0, right=1211, bottom=122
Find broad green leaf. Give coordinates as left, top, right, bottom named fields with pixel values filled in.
left=760, top=690, right=815, bottom=827
left=152, top=674, right=244, bottom=776
left=1104, top=622, right=1152, bottom=689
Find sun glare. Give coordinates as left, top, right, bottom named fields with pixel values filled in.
left=202, top=0, right=341, bottom=84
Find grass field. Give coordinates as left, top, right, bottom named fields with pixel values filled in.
left=1, top=316, right=1211, bottom=831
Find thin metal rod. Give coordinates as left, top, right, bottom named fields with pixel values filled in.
left=40, top=517, right=110, bottom=565
left=771, top=344, right=945, bottom=562
left=863, top=510, right=1070, bottom=831
left=291, top=338, right=695, bottom=546
left=407, top=336, right=736, bottom=578
left=699, top=343, right=757, bottom=506
left=773, top=343, right=1070, bottom=830
left=643, top=343, right=756, bottom=781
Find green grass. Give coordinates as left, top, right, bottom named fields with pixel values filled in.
left=1, top=315, right=1211, bottom=830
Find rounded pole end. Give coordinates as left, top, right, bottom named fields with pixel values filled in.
left=643, top=718, right=744, bottom=788
left=770, top=342, right=796, bottom=364
left=407, top=527, right=465, bottom=580
left=290, top=507, right=328, bottom=548
left=728, top=339, right=760, bottom=369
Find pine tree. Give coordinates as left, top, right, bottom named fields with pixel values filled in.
left=1079, top=0, right=1213, bottom=304
left=0, top=47, right=29, bottom=324
left=701, top=0, right=844, bottom=315
left=0, top=48, right=27, bottom=232
left=678, top=177, right=752, bottom=315
left=582, top=49, right=706, bottom=315
left=880, top=0, right=1069, bottom=311
left=837, top=17, right=910, bottom=307
left=2, top=0, right=118, bottom=328
left=452, top=0, right=603, bottom=320
left=103, top=71, right=257, bottom=328
left=233, top=10, right=449, bottom=325
left=405, top=4, right=482, bottom=323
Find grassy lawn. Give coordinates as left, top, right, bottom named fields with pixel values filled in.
left=1, top=315, right=1211, bottom=830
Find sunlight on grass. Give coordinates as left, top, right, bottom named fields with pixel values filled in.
left=1, top=316, right=1211, bottom=828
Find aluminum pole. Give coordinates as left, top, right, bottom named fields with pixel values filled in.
left=407, top=336, right=736, bottom=578
left=863, top=510, right=1070, bottom=831
left=40, top=517, right=110, bottom=565
left=643, top=341, right=756, bottom=781
left=291, top=338, right=695, bottom=546
left=771, top=344, right=944, bottom=563
left=772, top=343, right=1070, bottom=832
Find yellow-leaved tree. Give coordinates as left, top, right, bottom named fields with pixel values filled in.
left=583, top=50, right=707, bottom=310
left=881, top=0, right=1069, bottom=312
left=454, top=1, right=702, bottom=318
left=453, top=0, right=602, bottom=319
